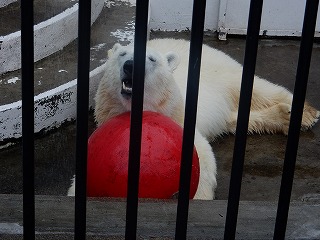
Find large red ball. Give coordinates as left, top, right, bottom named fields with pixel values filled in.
left=87, top=111, right=200, bottom=199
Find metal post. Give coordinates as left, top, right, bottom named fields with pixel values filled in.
left=21, top=0, right=35, bottom=238
left=74, top=0, right=92, bottom=238
left=273, top=0, right=319, bottom=239
left=224, top=1, right=263, bottom=239
left=125, top=0, right=149, bottom=239
left=175, top=0, right=207, bottom=239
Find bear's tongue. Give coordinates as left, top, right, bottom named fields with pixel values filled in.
left=121, top=80, right=132, bottom=96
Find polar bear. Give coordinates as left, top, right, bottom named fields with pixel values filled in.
left=68, top=38, right=319, bottom=200
left=96, top=38, right=319, bottom=137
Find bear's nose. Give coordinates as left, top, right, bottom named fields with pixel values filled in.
left=123, top=60, right=133, bottom=75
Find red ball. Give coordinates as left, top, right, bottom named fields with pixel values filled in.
left=87, top=111, right=200, bottom=199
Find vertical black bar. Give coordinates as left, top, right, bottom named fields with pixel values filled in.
left=21, top=0, right=35, bottom=239
left=174, top=0, right=207, bottom=239
left=125, top=0, right=149, bottom=239
left=74, top=0, right=91, bottom=239
left=273, top=0, right=319, bottom=239
left=223, top=1, right=263, bottom=239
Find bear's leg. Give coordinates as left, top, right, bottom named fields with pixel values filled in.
left=193, top=131, right=217, bottom=200
left=227, top=102, right=319, bottom=135
left=300, top=102, right=320, bottom=131
left=226, top=78, right=319, bottom=135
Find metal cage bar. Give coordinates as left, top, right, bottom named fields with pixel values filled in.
left=125, top=0, right=149, bottom=239
left=273, top=0, right=319, bottom=239
left=21, top=0, right=35, bottom=239
left=174, top=0, right=207, bottom=239
left=223, top=0, right=263, bottom=239
left=74, top=0, right=92, bottom=238
left=17, top=0, right=318, bottom=238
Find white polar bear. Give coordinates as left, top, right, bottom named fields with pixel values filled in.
left=69, top=38, right=319, bottom=200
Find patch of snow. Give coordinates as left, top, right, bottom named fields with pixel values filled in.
left=91, top=43, right=106, bottom=51
left=121, top=0, right=136, bottom=6
left=105, top=0, right=136, bottom=8
left=0, top=76, right=20, bottom=84
left=110, top=20, right=135, bottom=43
left=7, top=77, right=20, bottom=84
left=99, top=58, right=107, bottom=63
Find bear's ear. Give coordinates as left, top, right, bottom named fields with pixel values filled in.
left=108, top=43, right=122, bottom=58
left=166, top=52, right=180, bottom=71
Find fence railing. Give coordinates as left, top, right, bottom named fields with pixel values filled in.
left=19, top=0, right=319, bottom=239
left=224, top=0, right=264, bottom=239
left=21, top=0, right=35, bottom=239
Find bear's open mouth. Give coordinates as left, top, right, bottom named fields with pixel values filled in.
left=121, top=59, right=134, bottom=97
left=121, top=79, right=133, bottom=96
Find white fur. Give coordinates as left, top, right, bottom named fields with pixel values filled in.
left=68, top=38, right=319, bottom=200
left=146, top=39, right=319, bottom=138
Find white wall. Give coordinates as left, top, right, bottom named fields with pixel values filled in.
left=218, top=0, right=320, bottom=38
left=149, top=0, right=220, bottom=31
left=149, top=0, right=320, bottom=38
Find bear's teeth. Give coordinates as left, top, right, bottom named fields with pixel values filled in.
left=122, top=82, right=132, bottom=93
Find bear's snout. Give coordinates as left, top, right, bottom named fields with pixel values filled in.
left=121, top=60, right=134, bottom=97
left=123, top=60, right=133, bottom=76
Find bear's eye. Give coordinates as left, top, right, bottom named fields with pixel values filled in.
left=148, top=56, right=156, bottom=62
left=119, top=52, right=127, bottom=57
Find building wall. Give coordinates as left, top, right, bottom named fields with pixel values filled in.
left=149, top=0, right=320, bottom=38
left=149, top=0, right=220, bottom=31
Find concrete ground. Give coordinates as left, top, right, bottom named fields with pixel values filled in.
left=0, top=2, right=320, bottom=202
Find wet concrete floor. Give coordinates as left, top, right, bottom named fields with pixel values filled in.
left=1, top=32, right=319, bottom=202
left=0, top=0, right=319, bottom=201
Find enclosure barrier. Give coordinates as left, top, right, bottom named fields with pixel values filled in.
left=21, top=0, right=35, bottom=239
left=224, top=0, right=264, bottom=239
left=19, top=0, right=319, bottom=239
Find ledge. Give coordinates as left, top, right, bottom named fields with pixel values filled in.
left=0, top=64, right=105, bottom=143
left=0, top=0, right=104, bottom=75
left=0, top=194, right=319, bottom=239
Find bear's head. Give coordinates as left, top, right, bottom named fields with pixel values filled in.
left=105, top=43, right=181, bottom=112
